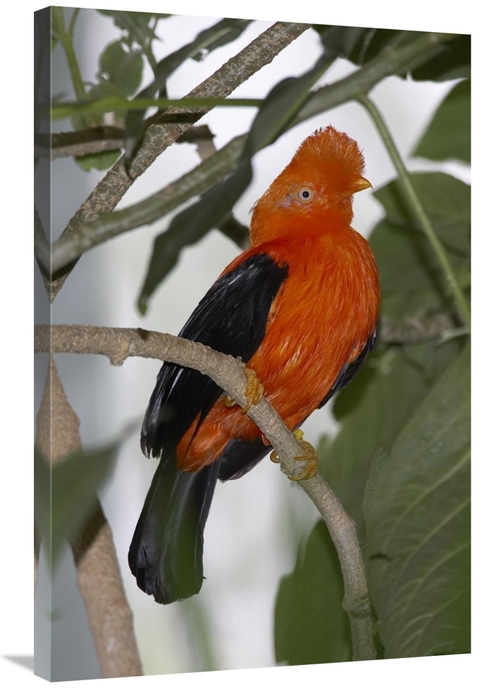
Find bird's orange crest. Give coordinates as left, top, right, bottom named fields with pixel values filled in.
left=250, top=126, right=371, bottom=245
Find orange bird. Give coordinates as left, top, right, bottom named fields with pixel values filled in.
left=129, top=126, right=380, bottom=603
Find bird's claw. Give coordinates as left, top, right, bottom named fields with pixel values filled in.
left=224, top=367, right=264, bottom=414
left=270, top=429, right=318, bottom=481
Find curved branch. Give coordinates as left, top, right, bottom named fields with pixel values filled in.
left=35, top=323, right=376, bottom=661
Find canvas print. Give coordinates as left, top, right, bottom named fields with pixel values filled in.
left=34, top=6, right=471, bottom=681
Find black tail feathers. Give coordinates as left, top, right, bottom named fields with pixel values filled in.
left=128, top=451, right=221, bottom=604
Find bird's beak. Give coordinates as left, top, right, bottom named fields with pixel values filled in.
left=337, top=177, right=372, bottom=200
left=351, top=177, right=372, bottom=194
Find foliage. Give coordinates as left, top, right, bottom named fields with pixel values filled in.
left=35, top=439, right=121, bottom=563
left=274, top=43, right=470, bottom=660
left=45, top=8, right=470, bottom=670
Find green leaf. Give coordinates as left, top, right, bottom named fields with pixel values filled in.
left=137, top=162, right=253, bottom=313
left=34, top=439, right=121, bottom=563
left=99, top=41, right=144, bottom=97
left=97, top=9, right=166, bottom=44
left=276, top=338, right=463, bottom=665
left=411, top=34, right=470, bottom=82
left=274, top=521, right=351, bottom=665
left=370, top=172, right=470, bottom=320
left=190, top=18, right=253, bottom=61
left=314, top=28, right=469, bottom=82
left=364, top=342, right=470, bottom=657
left=319, top=338, right=464, bottom=499
left=414, top=80, right=470, bottom=163
left=75, top=149, right=121, bottom=172
left=316, top=25, right=410, bottom=65
left=69, top=78, right=132, bottom=171
left=243, top=53, right=334, bottom=158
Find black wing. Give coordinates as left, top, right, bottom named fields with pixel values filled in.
left=141, top=253, right=289, bottom=458
left=129, top=253, right=288, bottom=603
left=317, top=330, right=377, bottom=409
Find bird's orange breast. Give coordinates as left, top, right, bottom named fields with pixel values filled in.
left=177, top=225, right=379, bottom=472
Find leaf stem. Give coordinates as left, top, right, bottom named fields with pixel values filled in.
left=48, top=96, right=264, bottom=120
left=357, top=94, right=471, bottom=332
left=52, top=7, right=86, bottom=100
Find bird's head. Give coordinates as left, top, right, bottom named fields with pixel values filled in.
left=249, top=126, right=371, bottom=245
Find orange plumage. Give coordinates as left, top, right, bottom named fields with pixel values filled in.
left=129, top=126, right=380, bottom=604
left=177, top=126, right=379, bottom=472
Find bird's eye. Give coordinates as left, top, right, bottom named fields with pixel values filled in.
left=297, top=187, right=314, bottom=203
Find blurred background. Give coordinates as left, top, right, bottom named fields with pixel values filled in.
left=34, top=7, right=470, bottom=680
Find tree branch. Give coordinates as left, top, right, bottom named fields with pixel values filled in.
left=35, top=355, right=142, bottom=677
left=378, top=312, right=460, bottom=344
left=35, top=126, right=125, bottom=160
left=49, top=21, right=310, bottom=300
left=35, top=323, right=376, bottom=661
left=291, top=32, right=453, bottom=127
left=47, top=134, right=247, bottom=275
left=46, top=31, right=452, bottom=278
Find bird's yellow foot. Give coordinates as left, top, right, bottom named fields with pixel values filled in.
left=224, top=367, right=264, bottom=414
left=270, top=429, right=318, bottom=481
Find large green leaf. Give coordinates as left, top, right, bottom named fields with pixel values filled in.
left=370, top=172, right=470, bottom=320
left=315, top=26, right=411, bottom=66
left=414, top=80, right=470, bottom=164
left=274, top=521, right=351, bottom=665
left=319, top=338, right=464, bottom=510
left=274, top=337, right=463, bottom=665
left=99, top=40, right=144, bottom=97
left=411, top=34, right=470, bottom=82
left=34, top=439, right=122, bottom=563
left=314, top=27, right=470, bottom=81
left=364, top=342, right=470, bottom=657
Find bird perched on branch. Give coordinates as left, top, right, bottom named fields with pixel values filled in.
left=129, top=126, right=380, bottom=604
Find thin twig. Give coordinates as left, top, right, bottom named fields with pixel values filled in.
left=35, top=323, right=377, bottom=660
left=35, top=126, right=125, bottom=160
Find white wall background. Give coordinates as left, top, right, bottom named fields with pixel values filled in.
left=3, top=2, right=488, bottom=688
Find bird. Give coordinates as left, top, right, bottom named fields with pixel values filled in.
left=129, top=125, right=380, bottom=604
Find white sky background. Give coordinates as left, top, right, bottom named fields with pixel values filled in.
left=1, top=0, right=496, bottom=687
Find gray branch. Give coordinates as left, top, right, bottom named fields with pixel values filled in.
left=35, top=323, right=376, bottom=661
